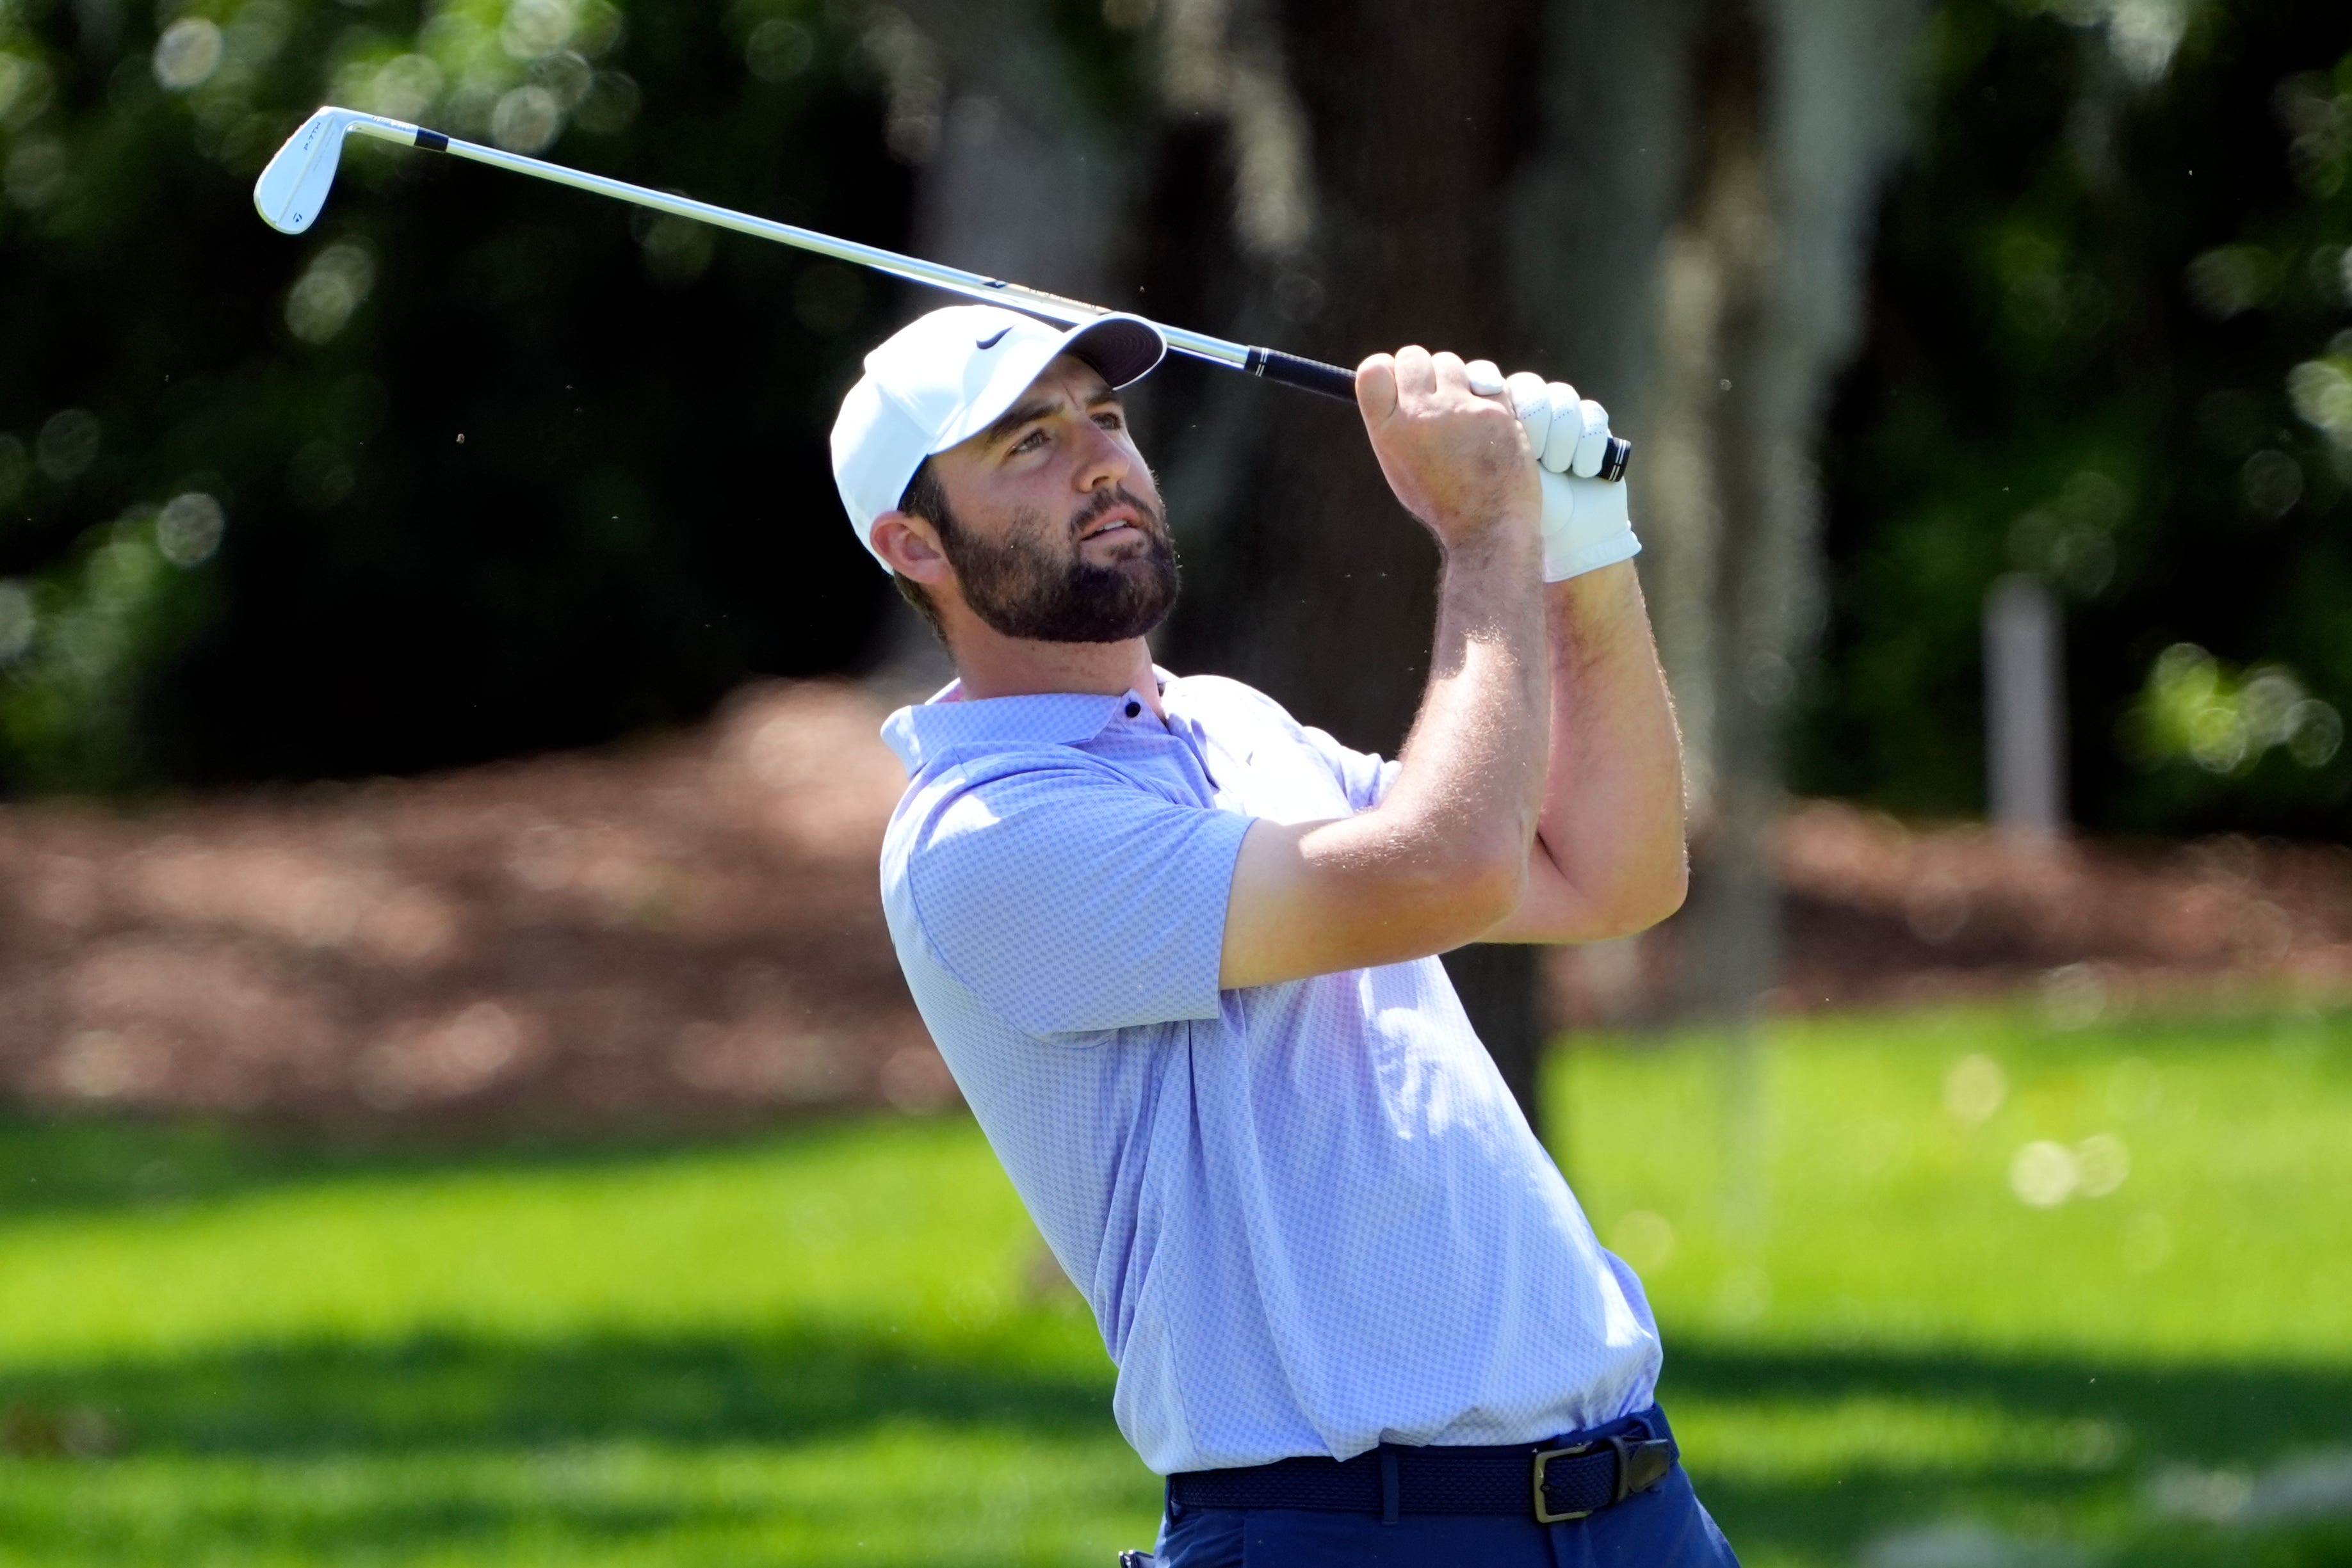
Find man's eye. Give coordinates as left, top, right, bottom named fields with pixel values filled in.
left=1010, top=429, right=1047, bottom=454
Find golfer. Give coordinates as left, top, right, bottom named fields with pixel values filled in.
left=833, top=304, right=1733, bottom=1567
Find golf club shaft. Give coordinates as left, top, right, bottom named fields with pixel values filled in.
left=348, top=118, right=1631, bottom=481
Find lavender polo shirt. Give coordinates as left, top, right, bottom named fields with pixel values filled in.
left=877, top=669, right=1661, bottom=1475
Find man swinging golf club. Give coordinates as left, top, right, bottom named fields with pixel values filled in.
left=834, top=304, right=1736, bottom=1567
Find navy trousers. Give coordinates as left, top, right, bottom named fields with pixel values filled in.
left=1152, top=1407, right=1741, bottom=1568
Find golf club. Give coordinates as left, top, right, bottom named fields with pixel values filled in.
left=253, top=106, right=1631, bottom=483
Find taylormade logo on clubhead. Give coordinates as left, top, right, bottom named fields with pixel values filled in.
left=253, top=107, right=439, bottom=234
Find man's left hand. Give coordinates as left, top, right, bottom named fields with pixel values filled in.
left=1465, top=360, right=1639, bottom=584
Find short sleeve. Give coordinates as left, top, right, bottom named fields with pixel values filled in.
left=1297, top=725, right=1401, bottom=812
left=905, top=760, right=1256, bottom=1035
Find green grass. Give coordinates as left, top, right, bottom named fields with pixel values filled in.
left=1564, top=1007, right=2352, bottom=1568
left=1, top=1005, right=2348, bottom=1565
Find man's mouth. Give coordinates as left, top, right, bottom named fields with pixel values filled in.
left=1077, top=505, right=1144, bottom=542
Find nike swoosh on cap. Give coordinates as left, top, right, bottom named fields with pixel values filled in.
left=976, top=328, right=1010, bottom=350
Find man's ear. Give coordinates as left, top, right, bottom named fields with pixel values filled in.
left=870, top=510, right=952, bottom=584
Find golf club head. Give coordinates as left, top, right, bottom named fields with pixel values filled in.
left=253, top=107, right=364, bottom=234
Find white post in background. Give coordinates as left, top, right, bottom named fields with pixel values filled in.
left=1984, top=573, right=2067, bottom=837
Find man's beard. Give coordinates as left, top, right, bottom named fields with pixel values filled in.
left=937, top=484, right=1180, bottom=643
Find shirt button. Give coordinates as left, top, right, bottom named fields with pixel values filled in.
left=1124, top=700, right=1141, bottom=718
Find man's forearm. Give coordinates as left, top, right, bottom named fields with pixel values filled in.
left=1379, top=523, right=1552, bottom=889
left=1216, top=480, right=1554, bottom=986
left=1484, top=560, right=1687, bottom=942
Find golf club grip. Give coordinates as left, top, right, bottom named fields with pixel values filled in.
left=1246, top=346, right=1359, bottom=401
left=1244, top=347, right=1634, bottom=481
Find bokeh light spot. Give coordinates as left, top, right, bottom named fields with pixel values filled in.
left=2184, top=244, right=2278, bottom=319
left=572, top=69, right=638, bottom=133
left=363, top=53, right=445, bottom=123
left=745, top=19, right=814, bottom=82
left=4, top=134, right=67, bottom=209
left=1942, top=1053, right=2007, bottom=1126
left=2287, top=699, right=2342, bottom=767
left=2073, top=1132, right=2130, bottom=1197
left=635, top=211, right=713, bottom=284
left=151, top=18, right=224, bottom=90
left=2039, top=962, right=2107, bottom=1030
left=2288, top=355, right=2352, bottom=448
left=2238, top=448, right=2303, bottom=518
left=1610, top=1209, right=1678, bottom=1273
left=35, top=408, right=100, bottom=481
left=0, top=53, right=54, bottom=133
left=2009, top=1139, right=2077, bottom=1207
left=156, top=492, right=225, bottom=567
left=501, top=0, right=577, bottom=61
left=531, top=49, right=591, bottom=111
left=285, top=242, right=377, bottom=344
left=491, top=83, right=562, bottom=152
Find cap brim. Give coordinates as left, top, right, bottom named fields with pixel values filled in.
left=1058, top=314, right=1165, bottom=389
left=922, top=312, right=1169, bottom=458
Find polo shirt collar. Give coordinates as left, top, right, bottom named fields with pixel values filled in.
left=881, top=668, right=1174, bottom=773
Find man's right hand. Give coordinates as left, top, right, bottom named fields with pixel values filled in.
left=1355, top=346, right=1541, bottom=551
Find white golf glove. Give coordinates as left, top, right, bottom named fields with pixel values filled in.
left=1467, top=360, right=1638, bottom=583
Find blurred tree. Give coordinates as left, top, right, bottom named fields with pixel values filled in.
left=1803, top=0, right=2352, bottom=838
left=0, top=0, right=912, bottom=791
left=1512, top=0, right=1926, bottom=1035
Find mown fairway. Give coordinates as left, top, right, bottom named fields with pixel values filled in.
left=1, top=1005, right=2347, bottom=1566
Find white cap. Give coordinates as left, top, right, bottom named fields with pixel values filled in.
left=831, top=304, right=1167, bottom=570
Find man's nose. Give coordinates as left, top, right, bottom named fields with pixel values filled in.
left=1072, top=418, right=1130, bottom=492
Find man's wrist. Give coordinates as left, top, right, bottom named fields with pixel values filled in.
left=1434, top=505, right=1544, bottom=574
left=1546, top=556, right=1641, bottom=607
left=1537, top=469, right=1639, bottom=582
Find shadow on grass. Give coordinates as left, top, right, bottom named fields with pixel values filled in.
left=0, top=1321, right=1114, bottom=1455
left=0, top=1321, right=1141, bottom=1565
left=1, top=1329, right=2346, bottom=1565
left=0, top=1110, right=942, bottom=1225
left=1660, top=1338, right=2352, bottom=1566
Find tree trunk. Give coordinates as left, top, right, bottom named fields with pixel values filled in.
left=1150, top=0, right=1554, bottom=1130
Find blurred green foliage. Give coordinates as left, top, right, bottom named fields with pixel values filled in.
left=6, top=0, right=2352, bottom=846
left=0, top=0, right=912, bottom=791
left=1807, top=0, right=2352, bottom=835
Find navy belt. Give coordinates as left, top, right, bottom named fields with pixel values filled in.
left=1168, top=1408, right=1678, bottom=1525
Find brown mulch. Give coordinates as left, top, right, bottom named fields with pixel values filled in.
left=0, top=681, right=943, bottom=1132
left=10, top=683, right=2352, bottom=1131
left=1547, top=801, right=2352, bottom=1027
